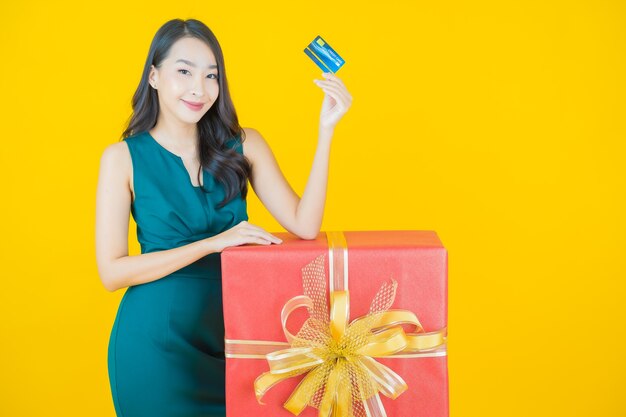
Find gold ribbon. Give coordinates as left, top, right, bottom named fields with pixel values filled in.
left=225, top=231, right=447, bottom=417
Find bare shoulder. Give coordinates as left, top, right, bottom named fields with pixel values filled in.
left=99, top=140, right=133, bottom=194
left=100, top=140, right=131, bottom=172
left=241, top=127, right=271, bottom=164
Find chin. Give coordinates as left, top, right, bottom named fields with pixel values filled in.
left=172, top=113, right=203, bottom=125
left=180, top=106, right=209, bottom=118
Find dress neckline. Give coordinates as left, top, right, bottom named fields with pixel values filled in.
left=144, top=130, right=204, bottom=189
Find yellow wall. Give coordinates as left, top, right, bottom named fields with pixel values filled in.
left=1, top=1, right=624, bottom=416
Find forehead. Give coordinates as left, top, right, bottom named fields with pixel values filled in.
left=167, top=37, right=217, bottom=67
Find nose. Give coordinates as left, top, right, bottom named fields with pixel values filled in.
left=190, top=75, right=206, bottom=97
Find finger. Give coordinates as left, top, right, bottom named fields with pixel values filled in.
left=319, top=84, right=351, bottom=107
left=267, top=234, right=283, bottom=243
left=242, top=231, right=273, bottom=245
left=322, top=72, right=346, bottom=88
left=316, top=77, right=345, bottom=90
left=317, top=81, right=347, bottom=98
left=320, top=89, right=350, bottom=113
left=321, top=74, right=349, bottom=95
left=244, top=227, right=282, bottom=243
left=315, top=80, right=352, bottom=103
left=255, top=234, right=281, bottom=244
left=250, top=237, right=272, bottom=245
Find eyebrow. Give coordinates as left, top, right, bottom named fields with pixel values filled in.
left=175, top=59, right=218, bottom=70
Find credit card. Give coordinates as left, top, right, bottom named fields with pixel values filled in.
left=304, top=35, right=345, bottom=73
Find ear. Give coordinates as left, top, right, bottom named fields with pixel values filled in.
left=148, top=65, right=158, bottom=89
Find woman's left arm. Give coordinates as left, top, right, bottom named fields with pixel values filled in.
left=243, top=72, right=352, bottom=239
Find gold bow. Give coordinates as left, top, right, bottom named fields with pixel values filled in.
left=225, top=231, right=447, bottom=417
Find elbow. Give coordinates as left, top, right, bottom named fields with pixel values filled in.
left=296, top=229, right=321, bottom=240
left=293, top=204, right=323, bottom=240
left=98, top=265, right=118, bottom=292
left=292, top=211, right=322, bottom=240
left=100, top=275, right=117, bottom=292
left=103, top=280, right=118, bottom=292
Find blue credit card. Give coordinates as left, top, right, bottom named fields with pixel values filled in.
left=304, top=35, right=345, bottom=73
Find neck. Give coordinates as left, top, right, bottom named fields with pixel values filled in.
left=150, top=116, right=199, bottom=156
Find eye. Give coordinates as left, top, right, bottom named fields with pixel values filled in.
left=178, top=69, right=218, bottom=80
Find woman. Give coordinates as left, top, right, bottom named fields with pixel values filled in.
left=95, top=18, right=351, bottom=417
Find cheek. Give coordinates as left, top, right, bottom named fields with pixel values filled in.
left=170, top=79, right=187, bottom=96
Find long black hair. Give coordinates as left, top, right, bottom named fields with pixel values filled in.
left=121, top=18, right=251, bottom=208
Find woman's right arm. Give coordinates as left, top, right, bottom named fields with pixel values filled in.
left=95, top=142, right=281, bottom=292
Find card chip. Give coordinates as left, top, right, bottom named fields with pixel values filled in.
left=316, top=39, right=325, bottom=47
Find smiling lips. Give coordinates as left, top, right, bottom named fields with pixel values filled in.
left=182, top=99, right=205, bottom=111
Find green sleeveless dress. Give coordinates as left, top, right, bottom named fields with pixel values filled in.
left=107, top=130, right=248, bottom=417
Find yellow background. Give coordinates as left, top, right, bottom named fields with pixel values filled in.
left=1, top=0, right=624, bottom=416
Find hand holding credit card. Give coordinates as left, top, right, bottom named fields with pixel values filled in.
left=304, top=35, right=345, bottom=73
left=305, top=35, right=352, bottom=131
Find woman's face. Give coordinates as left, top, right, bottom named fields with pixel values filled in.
left=149, top=37, right=220, bottom=125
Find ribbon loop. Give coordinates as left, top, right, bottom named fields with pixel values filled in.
left=266, top=346, right=325, bottom=374
left=281, top=295, right=316, bottom=344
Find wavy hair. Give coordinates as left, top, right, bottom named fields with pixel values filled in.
left=120, top=18, right=251, bottom=208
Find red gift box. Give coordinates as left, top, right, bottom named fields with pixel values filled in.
left=221, top=230, right=448, bottom=417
